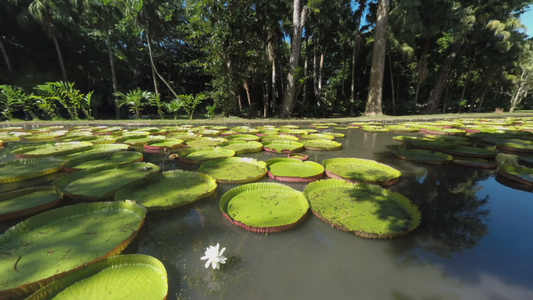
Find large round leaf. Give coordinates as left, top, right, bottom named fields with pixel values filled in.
left=392, top=149, right=452, bottom=164
left=200, top=157, right=267, bottom=183
left=221, top=140, right=263, bottom=155
left=65, top=144, right=130, bottom=160
left=304, top=179, right=421, bottom=239
left=26, top=254, right=167, bottom=300
left=63, top=151, right=143, bottom=172
left=302, top=139, right=342, bottom=150
left=439, top=146, right=497, bottom=159
left=266, top=158, right=324, bottom=183
left=0, top=187, right=63, bottom=221
left=12, top=142, right=93, bottom=158
left=322, top=157, right=401, bottom=186
left=53, top=162, right=161, bottom=200
left=220, top=182, right=309, bottom=233
left=178, top=147, right=235, bottom=164
left=115, top=170, right=217, bottom=210
left=0, top=157, right=67, bottom=184
left=262, top=140, right=304, bottom=153
left=497, top=165, right=533, bottom=186
left=0, top=201, right=147, bottom=299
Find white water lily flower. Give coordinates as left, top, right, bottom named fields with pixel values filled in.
left=200, top=243, right=227, bottom=269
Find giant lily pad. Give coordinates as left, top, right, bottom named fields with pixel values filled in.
left=439, top=146, right=497, bottom=159
left=12, top=142, right=93, bottom=158
left=0, top=187, right=63, bottom=222
left=0, top=200, right=147, bottom=299
left=302, top=139, right=342, bottom=151
left=63, top=151, right=143, bottom=172
left=185, top=137, right=227, bottom=148
left=392, top=149, right=452, bottom=164
left=144, top=139, right=184, bottom=152
left=200, top=157, right=267, bottom=183
left=225, top=134, right=261, bottom=142
left=178, top=147, right=235, bottom=164
left=266, top=158, right=324, bottom=183
left=322, top=157, right=401, bottom=186
left=262, top=140, right=304, bottom=154
left=221, top=140, right=263, bottom=155
left=219, top=183, right=309, bottom=233
left=452, top=158, right=498, bottom=169
left=0, top=157, right=67, bottom=184
left=26, top=254, right=168, bottom=300
left=65, top=143, right=130, bottom=159
left=115, top=170, right=217, bottom=210
left=497, top=165, right=533, bottom=186
left=304, top=179, right=421, bottom=239
left=53, top=162, right=161, bottom=200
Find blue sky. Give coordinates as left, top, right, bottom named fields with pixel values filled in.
left=520, top=6, right=532, bottom=36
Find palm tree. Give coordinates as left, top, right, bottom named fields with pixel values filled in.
left=114, top=88, right=153, bottom=119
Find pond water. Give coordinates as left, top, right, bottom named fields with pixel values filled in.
left=1, top=126, right=532, bottom=300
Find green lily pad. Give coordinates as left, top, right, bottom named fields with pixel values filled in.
left=322, top=158, right=402, bottom=186
left=266, top=158, right=324, bottom=182
left=225, top=134, right=261, bottom=142
left=144, top=139, right=184, bottom=151
left=497, top=165, right=533, bottom=186
left=115, top=170, right=217, bottom=210
left=304, top=179, right=421, bottom=239
left=452, top=158, right=498, bottom=169
left=200, top=157, right=267, bottom=183
left=65, top=144, right=130, bottom=159
left=392, top=149, right=453, bottom=164
left=301, top=133, right=335, bottom=140
left=440, top=146, right=497, bottom=159
left=260, top=134, right=300, bottom=142
left=0, top=200, right=146, bottom=299
left=53, top=162, right=161, bottom=200
left=0, top=157, right=67, bottom=184
left=12, top=142, right=93, bottom=158
left=361, top=125, right=389, bottom=132
left=185, top=137, right=227, bottom=148
left=221, top=140, right=263, bottom=155
left=63, top=151, right=143, bottom=172
left=178, top=147, right=235, bottom=164
left=262, top=140, right=304, bottom=153
left=26, top=254, right=168, bottom=300
left=219, top=183, right=309, bottom=233
left=302, top=139, right=342, bottom=150
left=0, top=187, right=63, bottom=222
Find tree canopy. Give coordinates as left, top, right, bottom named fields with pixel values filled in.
left=0, top=0, right=532, bottom=120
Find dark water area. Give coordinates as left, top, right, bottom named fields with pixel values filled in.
left=1, top=128, right=532, bottom=300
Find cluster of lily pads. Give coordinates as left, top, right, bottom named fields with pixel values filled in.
left=362, top=117, right=533, bottom=189
left=0, top=117, right=530, bottom=298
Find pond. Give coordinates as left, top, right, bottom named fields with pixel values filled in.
left=1, top=125, right=532, bottom=299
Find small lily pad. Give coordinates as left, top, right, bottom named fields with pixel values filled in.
left=262, top=140, right=304, bottom=154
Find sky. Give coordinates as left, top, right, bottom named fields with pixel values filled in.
left=521, top=6, right=533, bottom=36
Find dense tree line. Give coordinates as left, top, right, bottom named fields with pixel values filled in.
left=0, top=0, right=532, bottom=120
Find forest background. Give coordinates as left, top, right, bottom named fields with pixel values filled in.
left=0, top=0, right=532, bottom=121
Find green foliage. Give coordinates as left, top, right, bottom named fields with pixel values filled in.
left=0, top=85, right=24, bottom=120
left=177, top=93, right=208, bottom=120
left=32, top=81, right=93, bottom=120
left=164, top=98, right=185, bottom=119
left=114, top=88, right=153, bottom=119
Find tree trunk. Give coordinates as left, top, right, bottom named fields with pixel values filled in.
left=104, top=24, right=120, bottom=119
left=364, top=0, right=389, bottom=116
left=52, top=35, right=68, bottom=81
left=423, top=40, right=462, bottom=114
left=0, top=40, right=13, bottom=72
left=267, top=27, right=277, bottom=116
left=388, top=54, right=395, bottom=115
left=281, top=0, right=308, bottom=117
left=146, top=30, right=179, bottom=100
